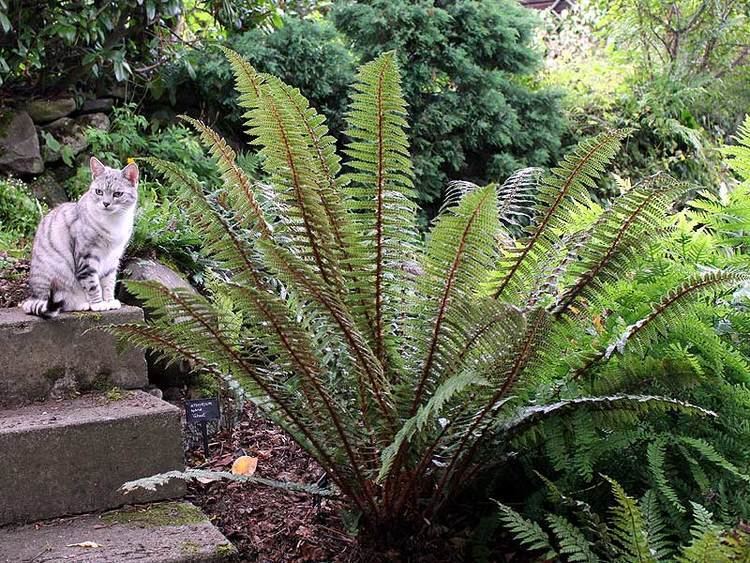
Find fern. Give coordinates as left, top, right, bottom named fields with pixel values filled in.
left=108, top=49, right=749, bottom=537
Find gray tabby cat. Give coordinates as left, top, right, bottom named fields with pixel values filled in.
left=22, top=157, right=139, bottom=318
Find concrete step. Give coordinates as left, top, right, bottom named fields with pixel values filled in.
left=0, top=501, right=237, bottom=562
left=0, top=306, right=147, bottom=408
left=0, top=391, right=185, bottom=525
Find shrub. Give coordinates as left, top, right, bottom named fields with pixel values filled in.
left=0, top=177, right=44, bottom=237
left=156, top=17, right=356, bottom=139
left=109, top=51, right=750, bottom=551
left=331, top=0, right=565, bottom=212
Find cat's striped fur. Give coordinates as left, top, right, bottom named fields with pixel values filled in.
left=22, top=157, right=139, bottom=318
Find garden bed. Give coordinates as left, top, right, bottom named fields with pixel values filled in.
left=184, top=403, right=358, bottom=562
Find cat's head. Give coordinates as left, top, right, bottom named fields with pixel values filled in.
left=88, top=157, right=139, bottom=214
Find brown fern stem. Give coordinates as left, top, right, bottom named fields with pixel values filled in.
left=374, top=62, right=387, bottom=367
left=426, top=311, right=546, bottom=516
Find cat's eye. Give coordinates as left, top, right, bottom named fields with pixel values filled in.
left=95, top=189, right=103, bottom=195
left=113, top=192, right=122, bottom=198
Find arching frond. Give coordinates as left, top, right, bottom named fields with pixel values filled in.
left=490, top=130, right=631, bottom=305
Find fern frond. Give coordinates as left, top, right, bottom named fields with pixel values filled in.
left=495, top=501, right=558, bottom=559
left=502, top=395, right=715, bottom=440
left=344, top=51, right=417, bottom=366
left=605, top=271, right=750, bottom=359
left=647, top=437, right=686, bottom=514
left=410, top=184, right=501, bottom=413
left=604, top=476, right=657, bottom=563
left=546, top=513, right=598, bottom=562
left=258, top=239, right=395, bottom=428
left=179, top=115, right=272, bottom=238
left=677, top=502, right=732, bottom=563
left=490, top=129, right=631, bottom=305
left=246, top=74, right=343, bottom=289
left=121, top=468, right=338, bottom=497
left=220, top=46, right=265, bottom=109
left=496, top=167, right=543, bottom=231
left=553, top=175, right=690, bottom=316
left=641, top=489, right=675, bottom=560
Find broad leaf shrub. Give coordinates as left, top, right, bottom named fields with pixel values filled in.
left=110, top=51, right=747, bottom=543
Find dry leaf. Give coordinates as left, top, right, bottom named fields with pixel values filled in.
left=66, top=541, right=102, bottom=548
left=231, top=455, right=258, bottom=476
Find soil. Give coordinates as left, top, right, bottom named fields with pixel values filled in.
left=0, top=252, right=28, bottom=308
left=184, top=403, right=361, bottom=563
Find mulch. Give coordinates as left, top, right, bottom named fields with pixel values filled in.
left=0, top=252, right=29, bottom=308
left=184, top=404, right=361, bottom=562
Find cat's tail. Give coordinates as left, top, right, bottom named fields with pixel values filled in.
left=21, top=283, right=64, bottom=319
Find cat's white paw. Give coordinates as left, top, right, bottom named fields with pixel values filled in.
left=105, top=299, right=121, bottom=310
left=90, top=301, right=110, bottom=312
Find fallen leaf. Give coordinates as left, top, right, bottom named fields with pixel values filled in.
left=66, top=541, right=102, bottom=548
left=231, top=455, right=258, bottom=476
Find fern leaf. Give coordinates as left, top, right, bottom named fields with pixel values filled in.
left=553, top=175, right=690, bottom=316
left=179, top=115, right=272, bottom=238
left=121, top=468, right=338, bottom=497
left=410, top=184, right=501, bottom=413
left=604, top=476, right=657, bottom=563
left=344, top=51, right=417, bottom=366
left=495, top=501, right=557, bottom=559
left=647, top=437, right=686, bottom=514
left=605, top=271, right=750, bottom=359
left=546, top=513, right=598, bottom=562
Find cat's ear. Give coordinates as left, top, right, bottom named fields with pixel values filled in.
left=90, top=157, right=105, bottom=178
left=122, top=162, right=139, bottom=186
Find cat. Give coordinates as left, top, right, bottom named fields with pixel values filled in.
left=21, top=157, right=139, bottom=318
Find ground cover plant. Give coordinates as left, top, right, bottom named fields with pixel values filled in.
left=109, top=49, right=750, bottom=557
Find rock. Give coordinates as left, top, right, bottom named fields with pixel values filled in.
left=79, top=97, right=115, bottom=114
left=41, top=112, right=110, bottom=163
left=29, top=171, right=68, bottom=207
left=24, top=97, right=76, bottom=124
left=120, top=257, right=196, bottom=298
left=0, top=391, right=185, bottom=525
left=119, top=258, right=198, bottom=387
left=0, top=110, right=44, bottom=175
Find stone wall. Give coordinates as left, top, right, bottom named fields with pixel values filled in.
left=0, top=96, right=115, bottom=205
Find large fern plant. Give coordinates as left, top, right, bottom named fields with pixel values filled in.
left=110, top=50, right=747, bottom=535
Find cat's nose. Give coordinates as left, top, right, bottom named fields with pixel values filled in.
left=103, top=201, right=111, bottom=208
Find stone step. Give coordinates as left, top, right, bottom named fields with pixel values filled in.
left=0, top=306, right=147, bottom=408
left=0, top=501, right=237, bottom=562
left=0, top=391, right=185, bottom=525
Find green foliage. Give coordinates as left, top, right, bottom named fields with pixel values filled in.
left=538, top=0, right=736, bottom=197
left=157, top=17, right=355, bottom=138
left=0, top=177, right=45, bottom=238
left=0, top=0, right=286, bottom=93
left=110, top=50, right=746, bottom=540
left=165, top=0, right=565, bottom=213
left=498, top=478, right=750, bottom=562
left=0, top=0, right=181, bottom=91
